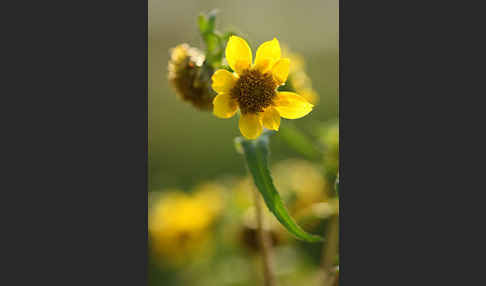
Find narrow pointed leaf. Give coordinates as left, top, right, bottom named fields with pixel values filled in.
left=236, top=132, right=323, bottom=242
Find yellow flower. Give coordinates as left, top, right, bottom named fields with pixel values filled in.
left=211, top=36, right=314, bottom=139
left=192, top=181, right=226, bottom=217
left=148, top=190, right=219, bottom=264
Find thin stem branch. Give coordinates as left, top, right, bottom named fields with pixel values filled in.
left=252, top=186, right=277, bottom=286
left=320, top=214, right=339, bottom=286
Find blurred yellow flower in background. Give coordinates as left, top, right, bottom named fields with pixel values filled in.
left=192, top=181, right=226, bottom=217
left=226, top=158, right=332, bottom=246
left=211, top=36, right=314, bottom=139
left=148, top=188, right=223, bottom=265
left=282, top=46, right=320, bottom=105
left=272, top=159, right=327, bottom=213
left=168, top=44, right=214, bottom=110
left=272, top=158, right=338, bottom=232
left=231, top=177, right=254, bottom=211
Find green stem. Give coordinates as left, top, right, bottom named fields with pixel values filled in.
left=252, top=185, right=277, bottom=286
left=320, top=214, right=339, bottom=286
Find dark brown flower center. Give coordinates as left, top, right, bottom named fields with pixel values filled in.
left=230, top=69, right=278, bottom=114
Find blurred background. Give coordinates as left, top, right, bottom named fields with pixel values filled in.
left=149, top=0, right=338, bottom=285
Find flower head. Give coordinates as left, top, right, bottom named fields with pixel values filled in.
left=168, top=44, right=214, bottom=110
left=211, top=36, right=314, bottom=139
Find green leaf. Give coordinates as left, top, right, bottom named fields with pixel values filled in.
left=279, top=123, right=322, bottom=160
left=198, top=10, right=224, bottom=68
left=205, top=33, right=219, bottom=51
left=206, top=9, right=218, bottom=31
left=236, top=132, right=324, bottom=243
left=197, top=14, right=208, bottom=34
left=198, top=10, right=218, bottom=34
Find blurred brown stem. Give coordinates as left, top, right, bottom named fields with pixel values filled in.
left=252, top=186, right=277, bottom=286
left=320, top=214, right=339, bottom=286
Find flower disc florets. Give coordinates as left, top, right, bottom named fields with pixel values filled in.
left=231, top=69, right=278, bottom=114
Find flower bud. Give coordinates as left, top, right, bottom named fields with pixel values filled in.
left=168, top=44, right=214, bottom=110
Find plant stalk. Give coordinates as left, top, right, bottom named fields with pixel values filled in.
left=320, top=214, right=339, bottom=286
left=252, top=186, right=277, bottom=286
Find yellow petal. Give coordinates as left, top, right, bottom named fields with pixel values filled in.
left=253, top=58, right=272, bottom=73
left=213, top=93, right=237, bottom=119
left=225, top=36, right=252, bottom=74
left=274, top=92, right=314, bottom=119
left=239, top=113, right=263, bottom=139
left=299, top=88, right=319, bottom=105
left=262, top=107, right=280, bottom=131
left=211, top=69, right=237, bottom=93
left=255, top=38, right=281, bottom=71
left=271, top=58, right=290, bottom=85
